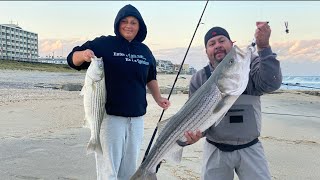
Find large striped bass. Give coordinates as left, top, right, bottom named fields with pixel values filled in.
left=131, top=45, right=254, bottom=180
left=81, top=56, right=106, bottom=154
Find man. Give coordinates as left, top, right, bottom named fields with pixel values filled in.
left=185, top=22, right=282, bottom=180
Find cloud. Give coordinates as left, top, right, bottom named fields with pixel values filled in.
left=39, top=37, right=88, bottom=57
left=40, top=40, right=62, bottom=53
left=271, top=39, right=320, bottom=62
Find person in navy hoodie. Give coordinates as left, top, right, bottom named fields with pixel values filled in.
left=67, top=4, right=170, bottom=180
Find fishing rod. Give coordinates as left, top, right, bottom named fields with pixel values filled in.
left=142, top=0, right=210, bottom=172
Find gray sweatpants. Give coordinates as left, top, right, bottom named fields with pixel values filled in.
left=95, top=114, right=144, bottom=180
left=202, top=140, right=271, bottom=180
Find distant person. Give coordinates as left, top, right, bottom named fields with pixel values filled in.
left=185, top=23, right=282, bottom=180
left=66, top=4, right=170, bottom=180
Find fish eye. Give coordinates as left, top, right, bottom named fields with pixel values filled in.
left=229, top=59, right=234, bottom=64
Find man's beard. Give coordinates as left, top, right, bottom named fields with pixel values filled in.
left=214, top=50, right=227, bottom=62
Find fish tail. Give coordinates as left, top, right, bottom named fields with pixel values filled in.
left=130, top=168, right=157, bottom=180
left=86, top=139, right=103, bottom=154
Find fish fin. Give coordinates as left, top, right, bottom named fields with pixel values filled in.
left=130, top=168, right=157, bottom=180
left=82, top=117, right=90, bottom=128
left=176, top=139, right=189, bottom=147
left=212, top=100, right=226, bottom=114
left=212, top=95, right=238, bottom=114
left=80, top=84, right=86, bottom=96
left=214, top=111, right=229, bottom=127
left=157, top=118, right=170, bottom=135
left=212, top=95, right=239, bottom=126
left=86, top=139, right=103, bottom=155
left=164, top=144, right=183, bottom=163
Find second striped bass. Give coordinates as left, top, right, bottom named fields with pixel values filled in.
left=131, top=45, right=254, bottom=180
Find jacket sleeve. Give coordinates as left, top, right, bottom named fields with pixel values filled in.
left=189, top=69, right=206, bottom=97
left=248, top=47, right=282, bottom=95
left=66, top=36, right=106, bottom=71
left=146, top=47, right=157, bottom=83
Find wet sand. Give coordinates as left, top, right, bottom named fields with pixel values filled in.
left=0, top=70, right=320, bottom=180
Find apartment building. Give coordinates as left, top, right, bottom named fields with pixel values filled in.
left=0, top=24, right=38, bottom=61
left=156, top=59, right=196, bottom=74
left=156, top=59, right=174, bottom=73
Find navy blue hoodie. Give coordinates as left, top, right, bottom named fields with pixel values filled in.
left=67, top=4, right=157, bottom=117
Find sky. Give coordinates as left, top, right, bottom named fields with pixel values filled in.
left=0, top=1, right=320, bottom=75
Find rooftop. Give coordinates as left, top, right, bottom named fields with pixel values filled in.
left=1, top=24, right=22, bottom=29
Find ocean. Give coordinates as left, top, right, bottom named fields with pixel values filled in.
left=281, top=76, right=320, bottom=90
left=0, top=70, right=319, bottom=91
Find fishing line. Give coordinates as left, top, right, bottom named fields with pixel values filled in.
left=141, top=0, right=210, bottom=171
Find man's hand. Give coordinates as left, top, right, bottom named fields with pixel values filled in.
left=255, top=21, right=271, bottom=51
left=184, top=129, right=202, bottom=145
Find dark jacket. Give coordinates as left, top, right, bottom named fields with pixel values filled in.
left=67, top=4, right=157, bottom=117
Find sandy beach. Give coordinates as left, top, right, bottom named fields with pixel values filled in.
left=1, top=69, right=320, bottom=180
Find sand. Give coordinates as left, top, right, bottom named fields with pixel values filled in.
left=0, top=69, right=320, bottom=180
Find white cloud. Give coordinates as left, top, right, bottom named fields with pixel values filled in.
left=271, top=39, right=320, bottom=62
left=39, top=37, right=88, bottom=57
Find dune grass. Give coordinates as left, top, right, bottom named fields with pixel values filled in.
left=0, top=59, right=77, bottom=72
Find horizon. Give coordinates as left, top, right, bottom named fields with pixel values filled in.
left=0, top=1, right=320, bottom=75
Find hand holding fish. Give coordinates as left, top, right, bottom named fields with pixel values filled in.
left=82, top=49, right=95, bottom=62
left=255, top=21, right=271, bottom=51
left=184, top=130, right=202, bottom=145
